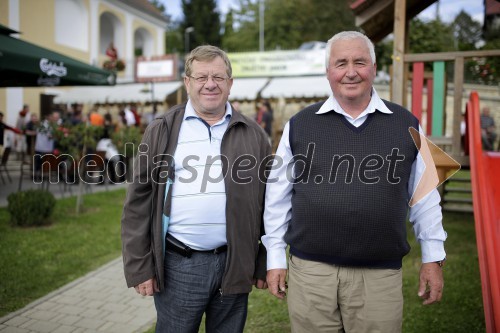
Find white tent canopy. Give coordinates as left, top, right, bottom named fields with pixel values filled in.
left=229, top=77, right=270, bottom=101
left=260, top=75, right=331, bottom=99
left=52, top=76, right=334, bottom=105
left=53, top=81, right=183, bottom=104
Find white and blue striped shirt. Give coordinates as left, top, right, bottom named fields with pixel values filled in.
left=167, top=100, right=232, bottom=250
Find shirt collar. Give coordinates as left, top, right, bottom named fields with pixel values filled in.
left=184, top=100, right=233, bottom=123
left=316, top=87, right=392, bottom=119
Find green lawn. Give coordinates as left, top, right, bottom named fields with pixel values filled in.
left=0, top=190, right=485, bottom=332
left=0, top=189, right=126, bottom=317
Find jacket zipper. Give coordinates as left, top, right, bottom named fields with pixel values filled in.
left=151, top=186, right=162, bottom=291
left=218, top=121, right=240, bottom=301
left=153, top=119, right=171, bottom=292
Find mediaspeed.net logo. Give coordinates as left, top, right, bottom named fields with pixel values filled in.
left=32, top=129, right=461, bottom=203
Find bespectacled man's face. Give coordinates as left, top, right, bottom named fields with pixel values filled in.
left=184, top=57, right=233, bottom=118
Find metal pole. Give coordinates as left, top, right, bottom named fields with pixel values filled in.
left=259, top=0, right=264, bottom=51
left=185, top=27, right=194, bottom=55
left=151, top=81, right=155, bottom=112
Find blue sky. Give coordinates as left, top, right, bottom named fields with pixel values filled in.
left=162, top=0, right=484, bottom=24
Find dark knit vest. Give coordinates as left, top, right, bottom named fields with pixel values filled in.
left=285, top=100, right=419, bottom=268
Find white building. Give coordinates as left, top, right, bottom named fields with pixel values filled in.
left=0, top=0, right=168, bottom=123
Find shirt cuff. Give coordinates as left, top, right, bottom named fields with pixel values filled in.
left=420, top=239, right=446, bottom=263
left=266, top=248, right=288, bottom=270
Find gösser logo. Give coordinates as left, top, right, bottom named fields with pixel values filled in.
left=39, top=58, right=67, bottom=77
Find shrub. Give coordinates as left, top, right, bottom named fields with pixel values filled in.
left=7, top=190, right=56, bottom=227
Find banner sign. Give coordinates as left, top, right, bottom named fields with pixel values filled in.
left=228, top=50, right=325, bottom=77
left=135, top=55, right=178, bottom=82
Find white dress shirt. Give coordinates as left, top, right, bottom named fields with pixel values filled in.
left=262, top=88, right=447, bottom=270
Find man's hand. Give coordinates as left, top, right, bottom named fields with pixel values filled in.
left=134, top=278, right=159, bottom=296
left=253, top=279, right=268, bottom=289
left=267, top=269, right=288, bottom=300
left=418, top=262, right=444, bottom=305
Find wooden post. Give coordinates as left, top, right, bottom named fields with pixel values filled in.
left=391, top=0, right=406, bottom=106
left=426, top=79, right=433, bottom=135
left=452, top=57, right=464, bottom=156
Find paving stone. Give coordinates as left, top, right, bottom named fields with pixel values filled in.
left=102, top=293, right=125, bottom=304
left=52, top=314, right=80, bottom=326
left=3, top=316, right=31, bottom=327
left=24, top=319, right=60, bottom=333
left=18, top=319, right=37, bottom=329
left=69, top=328, right=87, bottom=333
left=73, top=317, right=106, bottom=330
left=104, top=312, right=134, bottom=324
left=56, top=305, right=82, bottom=316
left=32, top=301, right=61, bottom=312
left=82, top=291, right=106, bottom=301
left=54, top=296, right=81, bottom=306
left=81, top=299, right=104, bottom=310
left=99, top=303, right=129, bottom=313
left=26, top=310, right=59, bottom=321
left=79, top=308, right=102, bottom=319
left=51, top=325, right=77, bottom=333
left=0, top=326, right=31, bottom=333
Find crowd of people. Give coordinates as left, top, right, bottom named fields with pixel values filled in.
left=0, top=103, right=160, bottom=184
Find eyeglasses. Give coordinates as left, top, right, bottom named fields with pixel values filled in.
left=188, top=75, right=230, bottom=84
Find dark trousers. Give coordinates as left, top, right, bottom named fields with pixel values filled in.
left=153, top=249, right=248, bottom=333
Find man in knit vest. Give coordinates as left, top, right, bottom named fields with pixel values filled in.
left=262, top=31, right=447, bottom=332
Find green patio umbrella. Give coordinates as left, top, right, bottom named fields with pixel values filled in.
left=0, top=24, right=116, bottom=87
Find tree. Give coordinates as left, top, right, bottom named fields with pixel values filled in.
left=181, top=0, right=221, bottom=52
left=148, top=0, right=166, bottom=14
left=222, top=9, right=236, bottom=51
left=452, top=10, right=482, bottom=51
left=374, top=38, right=393, bottom=72
left=297, top=0, right=356, bottom=43
left=166, top=21, right=183, bottom=54
left=409, top=18, right=454, bottom=54
left=222, top=0, right=260, bottom=52
left=262, top=0, right=304, bottom=50
left=221, top=0, right=356, bottom=52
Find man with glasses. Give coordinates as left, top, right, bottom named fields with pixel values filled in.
left=122, top=45, right=271, bottom=332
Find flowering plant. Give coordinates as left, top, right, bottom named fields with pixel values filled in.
left=103, top=59, right=126, bottom=72
left=52, top=123, right=103, bottom=158
left=467, top=57, right=497, bottom=85
left=111, top=126, right=142, bottom=157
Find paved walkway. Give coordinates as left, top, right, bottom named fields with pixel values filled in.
left=0, top=157, right=156, bottom=332
left=0, top=258, right=156, bottom=333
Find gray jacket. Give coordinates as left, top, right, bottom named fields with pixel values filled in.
left=121, top=103, right=271, bottom=295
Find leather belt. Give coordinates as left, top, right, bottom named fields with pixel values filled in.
left=166, top=234, right=227, bottom=258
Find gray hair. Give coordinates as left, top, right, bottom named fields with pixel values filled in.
left=185, top=45, right=232, bottom=78
left=325, top=31, right=376, bottom=69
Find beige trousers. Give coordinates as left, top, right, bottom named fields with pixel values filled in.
left=287, top=255, right=403, bottom=333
